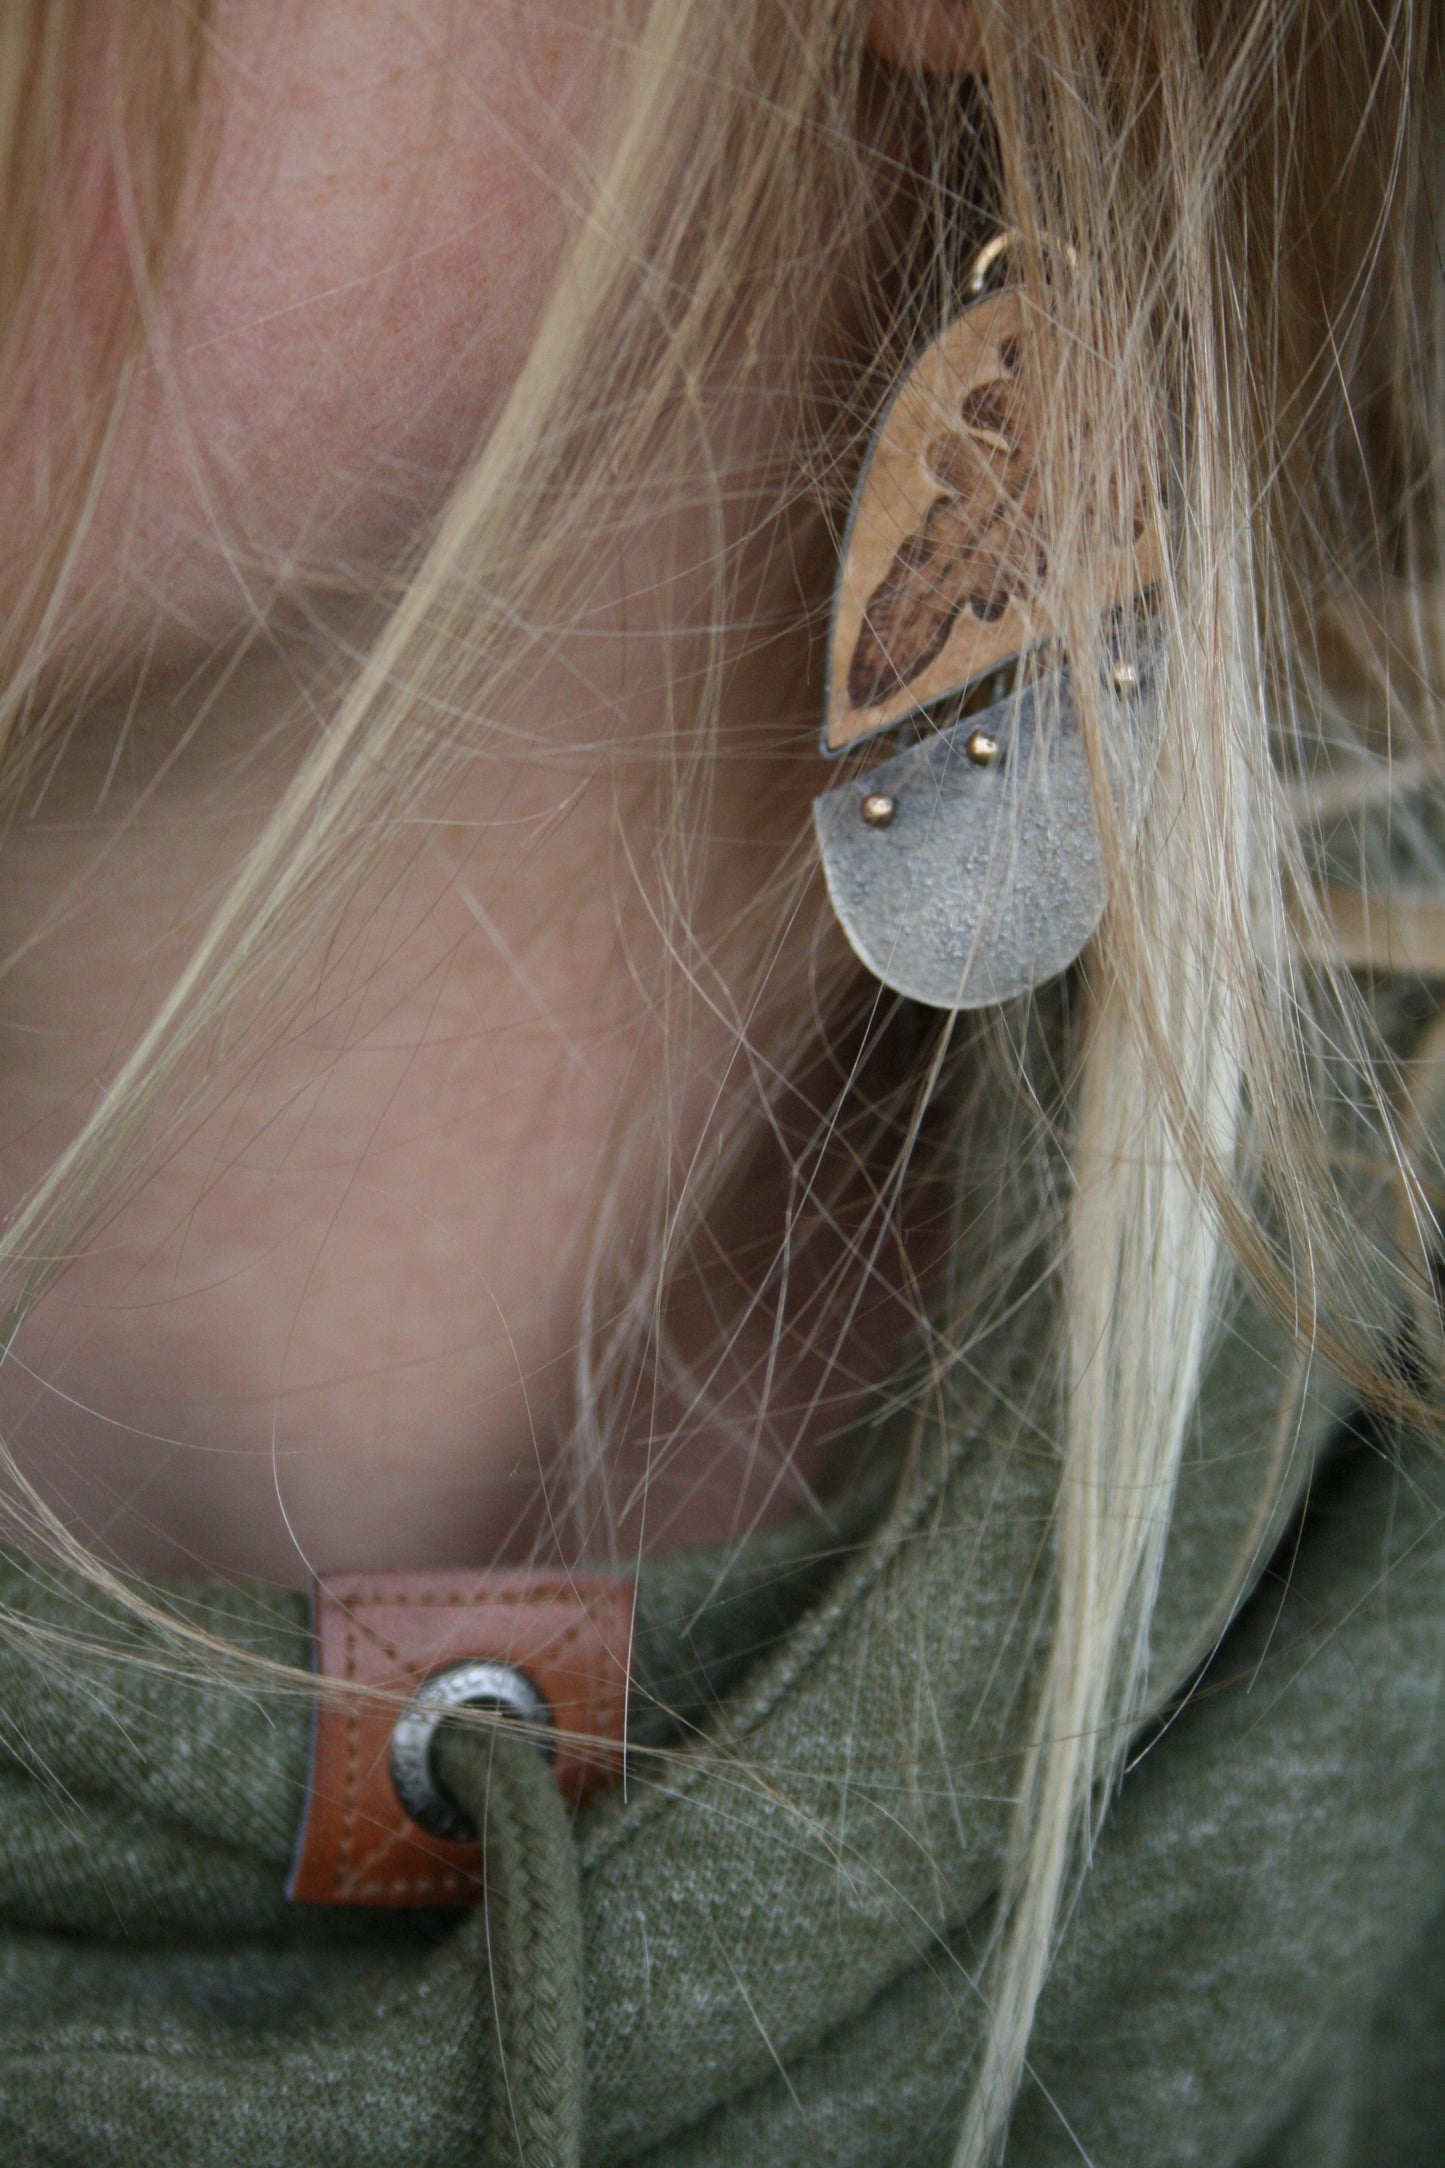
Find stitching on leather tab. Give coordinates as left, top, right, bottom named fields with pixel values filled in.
left=335, top=1584, right=626, bottom=1901
left=293, top=1572, right=632, bottom=1905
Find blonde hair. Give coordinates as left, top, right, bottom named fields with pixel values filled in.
left=0, top=4, right=1440, bottom=2163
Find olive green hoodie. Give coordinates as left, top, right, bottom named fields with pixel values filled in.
left=0, top=1013, right=1442, bottom=2165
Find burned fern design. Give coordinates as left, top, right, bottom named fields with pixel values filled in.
left=847, top=343, right=1046, bottom=712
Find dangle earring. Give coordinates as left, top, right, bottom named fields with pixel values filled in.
left=813, top=234, right=1164, bottom=1010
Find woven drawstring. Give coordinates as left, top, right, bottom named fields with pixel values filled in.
left=433, top=1722, right=584, bottom=2168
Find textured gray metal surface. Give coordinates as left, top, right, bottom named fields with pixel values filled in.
left=813, top=636, right=1161, bottom=1009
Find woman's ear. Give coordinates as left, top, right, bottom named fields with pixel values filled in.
left=864, top=1, right=985, bottom=73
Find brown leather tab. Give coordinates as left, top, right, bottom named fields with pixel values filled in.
left=287, top=1569, right=635, bottom=1907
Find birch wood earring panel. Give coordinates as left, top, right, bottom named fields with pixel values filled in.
left=824, top=290, right=1162, bottom=754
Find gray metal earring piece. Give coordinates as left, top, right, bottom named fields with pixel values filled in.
left=813, top=632, right=1161, bottom=1010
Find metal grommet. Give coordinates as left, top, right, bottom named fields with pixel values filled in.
left=388, top=1659, right=552, bottom=1843
left=860, top=790, right=896, bottom=827
left=964, top=727, right=1001, bottom=768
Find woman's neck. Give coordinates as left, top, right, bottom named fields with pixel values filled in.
left=0, top=591, right=920, bottom=1583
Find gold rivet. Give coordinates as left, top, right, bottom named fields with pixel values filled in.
left=1110, top=658, right=1140, bottom=692
left=965, top=728, right=1001, bottom=768
left=860, top=791, right=896, bottom=828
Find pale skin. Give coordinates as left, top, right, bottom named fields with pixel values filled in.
left=0, top=2, right=973, bottom=1581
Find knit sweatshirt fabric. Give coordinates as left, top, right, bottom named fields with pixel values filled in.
left=0, top=1007, right=1442, bottom=2164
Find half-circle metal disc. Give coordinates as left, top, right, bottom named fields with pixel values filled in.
left=813, top=635, right=1161, bottom=1010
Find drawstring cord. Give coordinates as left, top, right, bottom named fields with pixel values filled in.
left=434, top=1722, right=584, bottom=2168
